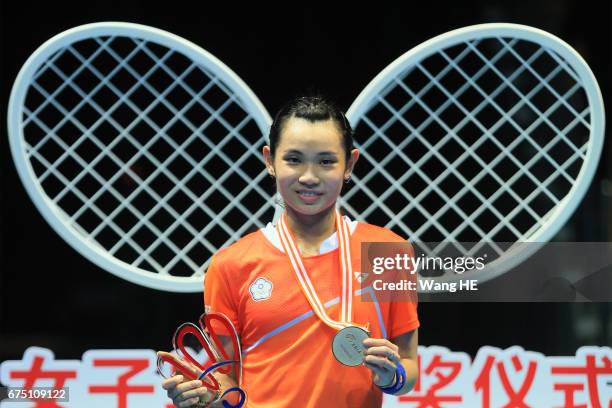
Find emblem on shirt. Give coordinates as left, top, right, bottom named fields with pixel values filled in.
left=354, top=271, right=369, bottom=283
left=249, top=277, right=273, bottom=301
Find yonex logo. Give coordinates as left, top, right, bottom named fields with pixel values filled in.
left=354, top=272, right=369, bottom=283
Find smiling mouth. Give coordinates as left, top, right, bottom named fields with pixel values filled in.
left=296, top=190, right=324, bottom=202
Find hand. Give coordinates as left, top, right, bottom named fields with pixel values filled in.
left=362, top=338, right=401, bottom=388
left=158, top=351, right=218, bottom=407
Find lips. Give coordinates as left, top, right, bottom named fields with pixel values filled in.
left=296, top=190, right=323, bottom=203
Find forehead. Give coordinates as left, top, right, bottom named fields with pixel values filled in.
left=277, top=117, right=343, bottom=152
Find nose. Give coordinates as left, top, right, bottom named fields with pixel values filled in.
left=298, top=163, right=319, bottom=186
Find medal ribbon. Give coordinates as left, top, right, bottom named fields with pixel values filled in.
left=277, top=208, right=366, bottom=331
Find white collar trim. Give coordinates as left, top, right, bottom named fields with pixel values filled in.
left=262, top=215, right=358, bottom=255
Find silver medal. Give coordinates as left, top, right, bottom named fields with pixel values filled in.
left=332, top=326, right=369, bottom=366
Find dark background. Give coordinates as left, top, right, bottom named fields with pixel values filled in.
left=1, top=0, right=610, bottom=362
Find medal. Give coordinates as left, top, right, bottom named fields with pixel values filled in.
left=277, top=209, right=369, bottom=366
left=332, top=326, right=370, bottom=366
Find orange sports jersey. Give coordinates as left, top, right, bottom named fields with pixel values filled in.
left=203, top=217, right=419, bottom=407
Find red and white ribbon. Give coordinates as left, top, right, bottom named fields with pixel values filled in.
left=277, top=208, right=366, bottom=331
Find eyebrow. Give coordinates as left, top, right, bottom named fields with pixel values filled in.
left=283, top=149, right=339, bottom=156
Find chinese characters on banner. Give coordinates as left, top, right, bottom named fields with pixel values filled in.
left=1, top=346, right=610, bottom=407
left=391, top=346, right=611, bottom=408
left=1, top=348, right=174, bottom=408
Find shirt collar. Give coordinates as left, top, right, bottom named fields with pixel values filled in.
left=261, top=215, right=358, bottom=254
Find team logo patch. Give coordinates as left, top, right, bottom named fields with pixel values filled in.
left=249, top=277, right=273, bottom=301
left=354, top=271, right=369, bottom=283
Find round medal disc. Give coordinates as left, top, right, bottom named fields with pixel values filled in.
left=332, top=326, right=369, bottom=367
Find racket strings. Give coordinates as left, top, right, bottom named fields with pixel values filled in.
left=340, top=43, right=485, bottom=255
left=21, top=35, right=273, bottom=277
left=463, top=40, right=587, bottom=178
left=27, top=41, right=222, bottom=273
left=345, top=39, right=516, bottom=257
left=343, top=37, right=591, bottom=261
left=85, top=38, right=269, bottom=271
left=88, top=37, right=270, bottom=228
left=28, top=143, right=169, bottom=272
left=416, top=42, right=586, bottom=246
left=32, top=44, right=224, bottom=272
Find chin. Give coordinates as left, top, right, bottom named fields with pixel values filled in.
left=286, top=200, right=335, bottom=217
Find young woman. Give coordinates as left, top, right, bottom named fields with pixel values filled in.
left=161, top=95, right=419, bottom=407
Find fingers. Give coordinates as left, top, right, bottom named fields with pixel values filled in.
left=362, top=338, right=401, bottom=363
left=363, top=357, right=396, bottom=388
left=157, top=352, right=217, bottom=407
left=364, top=346, right=401, bottom=363
left=162, top=377, right=215, bottom=408
left=175, top=384, right=215, bottom=408
left=177, top=382, right=212, bottom=401
left=362, top=337, right=400, bottom=386
left=168, top=380, right=203, bottom=400
left=364, top=354, right=397, bottom=370
left=362, top=338, right=399, bottom=353
left=161, top=375, right=184, bottom=390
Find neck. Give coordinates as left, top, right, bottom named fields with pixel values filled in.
left=284, top=206, right=337, bottom=255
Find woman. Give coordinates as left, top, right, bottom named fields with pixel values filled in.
left=161, top=95, right=419, bottom=407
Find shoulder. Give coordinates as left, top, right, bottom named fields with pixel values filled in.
left=210, top=229, right=269, bottom=273
left=213, top=230, right=265, bottom=264
left=354, top=221, right=408, bottom=243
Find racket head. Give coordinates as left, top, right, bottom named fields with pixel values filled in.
left=8, top=22, right=274, bottom=292
left=343, top=23, right=605, bottom=286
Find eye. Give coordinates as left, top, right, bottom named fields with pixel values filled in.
left=320, top=158, right=336, bottom=166
left=285, top=156, right=300, bottom=164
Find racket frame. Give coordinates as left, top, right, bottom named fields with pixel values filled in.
left=345, top=23, right=605, bottom=284
left=8, top=22, right=273, bottom=292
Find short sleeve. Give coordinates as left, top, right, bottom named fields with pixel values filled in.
left=388, top=296, right=419, bottom=339
left=203, top=255, right=241, bottom=336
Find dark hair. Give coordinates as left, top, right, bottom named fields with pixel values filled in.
left=268, top=95, right=354, bottom=161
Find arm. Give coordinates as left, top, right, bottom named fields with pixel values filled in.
left=362, top=328, right=418, bottom=395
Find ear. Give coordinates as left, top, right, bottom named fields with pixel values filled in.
left=344, top=148, right=360, bottom=180
left=262, top=145, right=275, bottom=177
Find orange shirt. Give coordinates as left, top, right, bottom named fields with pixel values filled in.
left=204, top=219, right=419, bottom=408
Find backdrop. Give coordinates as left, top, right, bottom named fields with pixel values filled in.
left=1, top=0, right=610, bottom=372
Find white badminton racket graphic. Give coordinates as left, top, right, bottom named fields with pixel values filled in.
left=342, top=23, right=605, bottom=286
left=9, top=23, right=604, bottom=292
left=8, top=22, right=274, bottom=292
